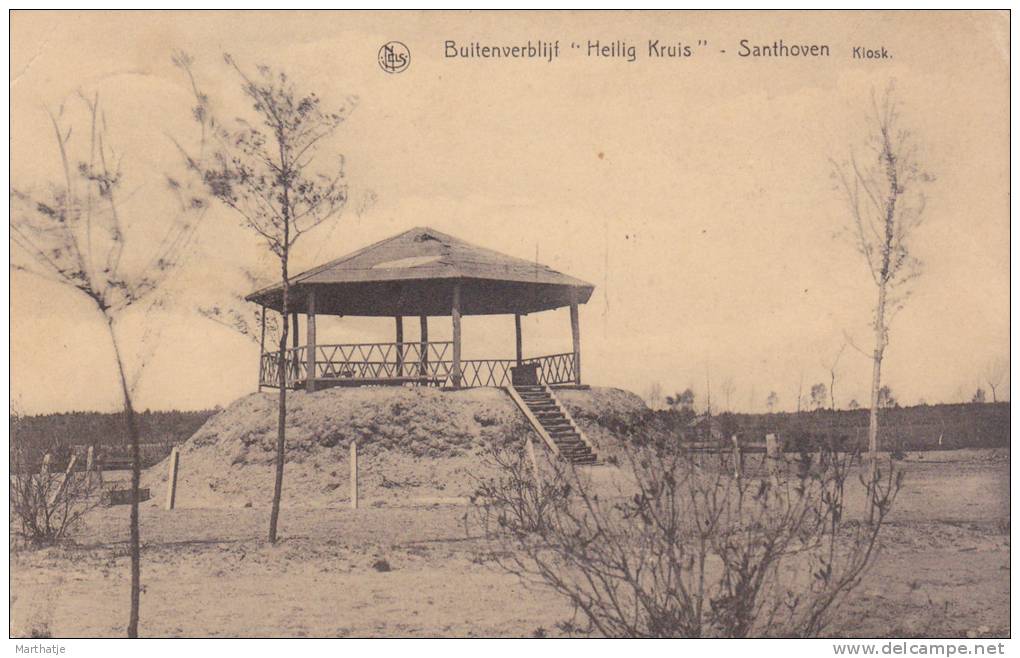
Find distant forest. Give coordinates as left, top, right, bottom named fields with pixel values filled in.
left=650, top=401, right=1011, bottom=452
left=11, top=409, right=218, bottom=448
left=8, top=401, right=1010, bottom=453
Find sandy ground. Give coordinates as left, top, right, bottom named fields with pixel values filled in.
left=10, top=449, right=1009, bottom=638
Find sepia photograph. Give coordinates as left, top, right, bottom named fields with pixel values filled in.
left=7, top=8, right=1011, bottom=646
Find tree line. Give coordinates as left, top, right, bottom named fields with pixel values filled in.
left=10, top=409, right=217, bottom=448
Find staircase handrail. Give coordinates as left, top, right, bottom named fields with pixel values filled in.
left=504, top=386, right=561, bottom=457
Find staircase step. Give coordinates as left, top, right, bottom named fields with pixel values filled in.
left=508, top=385, right=597, bottom=466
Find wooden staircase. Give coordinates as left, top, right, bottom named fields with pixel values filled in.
left=505, top=385, right=597, bottom=465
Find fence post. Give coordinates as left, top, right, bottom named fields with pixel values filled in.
left=731, top=434, right=742, bottom=479
left=524, top=436, right=542, bottom=488
left=84, top=445, right=95, bottom=486
left=48, top=454, right=77, bottom=508
left=350, top=440, right=359, bottom=510
left=765, top=433, right=780, bottom=479
left=165, top=447, right=180, bottom=510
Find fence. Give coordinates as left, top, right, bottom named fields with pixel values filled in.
left=15, top=443, right=173, bottom=474
left=259, top=341, right=579, bottom=389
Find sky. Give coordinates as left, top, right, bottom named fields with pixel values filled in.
left=10, top=10, right=1010, bottom=414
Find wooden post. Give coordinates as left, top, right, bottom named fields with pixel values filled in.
left=395, top=316, right=404, bottom=377
left=305, top=289, right=317, bottom=393
left=48, top=455, right=77, bottom=508
left=731, top=434, right=742, bottom=479
left=419, top=315, right=429, bottom=378
left=85, top=446, right=95, bottom=487
left=350, top=440, right=359, bottom=510
left=569, top=293, right=581, bottom=385
left=514, top=313, right=523, bottom=366
left=765, top=433, right=780, bottom=479
left=452, top=282, right=462, bottom=388
left=165, top=447, right=180, bottom=510
left=258, top=306, right=267, bottom=392
left=524, top=436, right=542, bottom=488
left=291, top=311, right=300, bottom=390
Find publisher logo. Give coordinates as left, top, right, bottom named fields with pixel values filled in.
left=378, top=41, right=410, bottom=74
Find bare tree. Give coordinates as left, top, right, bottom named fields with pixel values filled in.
left=831, top=83, right=931, bottom=463
left=176, top=52, right=355, bottom=543
left=809, top=383, right=828, bottom=410
left=10, top=92, right=205, bottom=636
left=643, top=381, right=664, bottom=410
left=823, top=341, right=847, bottom=409
left=719, top=376, right=736, bottom=412
left=984, top=356, right=1007, bottom=403
left=704, top=366, right=713, bottom=415
left=877, top=385, right=897, bottom=409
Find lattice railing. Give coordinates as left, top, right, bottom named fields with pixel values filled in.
left=259, top=347, right=307, bottom=388
left=259, top=343, right=577, bottom=389
left=313, top=341, right=453, bottom=381
left=525, top=352, right=577, bottom=386
left=260, top=342, right=454, bottom=388
left=458, top=359, right=515, bottom=387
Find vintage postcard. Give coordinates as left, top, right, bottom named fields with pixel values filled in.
left=8, top=9, right=1010, bottom=645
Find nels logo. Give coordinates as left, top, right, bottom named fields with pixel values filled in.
left=378, top=41, right=410, bottom=74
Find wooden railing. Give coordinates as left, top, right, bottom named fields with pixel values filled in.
left=259, top=347, right=307, bottom=388
left=259, top=342, right=577, bottom=389
left=316, top=341, right=452, bottom=380
left=527, top=352, right=578, bottom=386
